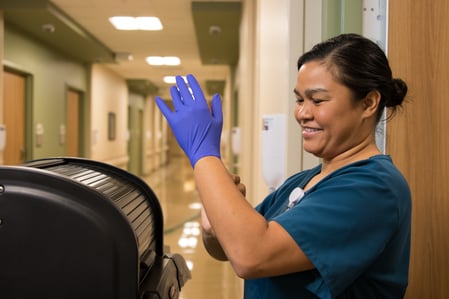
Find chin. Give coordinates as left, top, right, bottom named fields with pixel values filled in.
left=303, top=147, right=321, bottom=157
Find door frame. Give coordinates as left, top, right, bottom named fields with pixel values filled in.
left=65, top=85, right=85, bottom=157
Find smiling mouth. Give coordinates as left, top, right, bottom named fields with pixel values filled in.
left=303, top=127, right=320, bottom=133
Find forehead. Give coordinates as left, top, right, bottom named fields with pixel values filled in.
left=295, top=60, right=355, bottom=100
left=296, top=61, right=337, bottom=89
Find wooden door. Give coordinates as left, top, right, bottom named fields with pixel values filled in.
left=388, top=1, right=449, bottom=298
left=3, top=70, right=25, bottom=165
left=66, top=89, right=80, bottom=157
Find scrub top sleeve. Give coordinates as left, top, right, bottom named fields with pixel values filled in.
left=274, top=171, right=400, bottom=296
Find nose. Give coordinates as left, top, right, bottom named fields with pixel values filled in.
left=295, top=102, right=311, bottom=121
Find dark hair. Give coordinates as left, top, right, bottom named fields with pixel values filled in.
left=297, top=33, right=407, bottom=121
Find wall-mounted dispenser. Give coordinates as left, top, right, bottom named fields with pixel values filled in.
left=261, top=114, right=287, bottom=192
left=59, top=124, right=66, bottom=145
left=35, top=123, right=44, bottom=147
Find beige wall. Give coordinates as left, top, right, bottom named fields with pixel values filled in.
left=89, top=64, right=129, bottom=169
left=152, top=96, right=169, bottom=171
left=143, top=95, right=156, bottom=174
left=387, top=1, right=449, bottom=298
left=237, top=0, right=321, bottom=205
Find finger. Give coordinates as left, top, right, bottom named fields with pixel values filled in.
left=237, top=183, right=246, bottom=197
left=210, top=93, right=223, bottom=122
left=186, top=74, right=207, bottom=105
left=155, top=96, right=173, bottom=120
left=229, top=173, right=240, bottom=184
left=170, top=85, right=184, bottom=112
left=176, top=75, right=194, bottom=105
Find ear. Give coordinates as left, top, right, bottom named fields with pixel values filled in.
left=361, top=90, right=381, bottom=119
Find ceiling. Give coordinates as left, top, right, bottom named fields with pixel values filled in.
left=0, top=0, right=241, bottom=98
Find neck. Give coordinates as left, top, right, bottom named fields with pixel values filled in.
left=320, top=139, right=381, bottom=176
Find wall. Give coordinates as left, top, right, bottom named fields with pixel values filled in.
left=89, top=64, right=129, bottom=169
left=143, top=95, right=156, bottom=174
left=236, top=0, right=302, bottom=204
left=0, top=15, right=179, bottom=176
left=322, top=0, right=362, bottom=40
left=235, top=0, right=256, bottom=200
left=128, top=92, right=144, bottom=174
left=387, top=1, right=449, bottom=298
left=3, top=25, right=88, bottom=160
left=237, top=0, right=325, bottom=205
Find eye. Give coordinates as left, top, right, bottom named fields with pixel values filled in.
left=295, top=97, right=304, bottom=104
left=312, top=98, right=324, bottom=105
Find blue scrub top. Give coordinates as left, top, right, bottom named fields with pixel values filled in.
left=244, top=155, right=411, bottom=299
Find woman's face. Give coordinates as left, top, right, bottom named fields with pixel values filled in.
left=294, top=60, right=372, bottom=160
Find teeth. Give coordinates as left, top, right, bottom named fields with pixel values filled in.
left=304, top=128, right=318, bottom=132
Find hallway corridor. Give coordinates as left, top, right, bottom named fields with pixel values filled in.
left=141, top=156, right=243, bottom=299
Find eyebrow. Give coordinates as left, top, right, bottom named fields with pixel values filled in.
left=293, top=88, right=328, bottom=98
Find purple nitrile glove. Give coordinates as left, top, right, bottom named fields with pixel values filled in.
left=155, top=74, right=223, bottom=168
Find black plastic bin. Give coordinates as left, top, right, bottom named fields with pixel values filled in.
left=0, top=157, right=191, bottom=299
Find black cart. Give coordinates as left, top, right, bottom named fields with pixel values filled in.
left=0, top=157, right=191, bottom=299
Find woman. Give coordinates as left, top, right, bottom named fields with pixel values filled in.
left=155, top=33, right=411, bottom=299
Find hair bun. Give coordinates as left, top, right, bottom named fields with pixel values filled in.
left=386, top=78, right=408, bottom=107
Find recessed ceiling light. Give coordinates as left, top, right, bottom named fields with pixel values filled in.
left=136, top=17, right=163, bottom=30
left=163, top=76, right=187, bottom=84
left=146, top=56, right=181, bottom=66
left=163, top=76, right=177, bottom=84
left=109, top=16, right=163, bottom=31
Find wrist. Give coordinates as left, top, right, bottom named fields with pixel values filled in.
left=192, top=155, right=221, bottom=169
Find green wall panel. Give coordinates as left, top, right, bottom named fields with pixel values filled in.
left=4, top=25, right=89, bottom=160
left=322, top=0, right=362, bottom=40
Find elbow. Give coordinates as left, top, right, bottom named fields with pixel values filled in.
left=226, top=244, right=269, bottom=279
left=230, top=258, right=264, bottom=279
left=204, top=245, right=228, bottom=261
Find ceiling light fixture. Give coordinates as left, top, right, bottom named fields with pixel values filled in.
left=146, top=56, right=181, bottom=66
left=163, top=76, right=188, bottom=84
left=163, top=76, right=178, bottom=84
left=136, top=17, right=163, bottom=30
left=109, top=16, right=163, bottom=31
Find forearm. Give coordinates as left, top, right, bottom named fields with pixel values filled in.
left=194, top=157, right=269, bottom=268
left=200, top=206, right=228, bottom=260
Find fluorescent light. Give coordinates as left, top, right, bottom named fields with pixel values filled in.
left=163, top=76, right=177, bottom=84
left=136, top=17, right=163, bottom=30
left=147, top=56, right=164, bottom=65
left=109, top=16, right=162, bottom=31
left=163, top=76, right=187, bottom=84
left=109, top=16, right=137, bottom=30
left=146, top=56, right=181, bottom=66
left=164, top=56, right=181, bottom=66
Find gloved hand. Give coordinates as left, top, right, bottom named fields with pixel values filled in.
left=155, top=74, right=223, bottom=168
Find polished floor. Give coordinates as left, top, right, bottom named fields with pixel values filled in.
left=142, top=155, right=243, bottom=299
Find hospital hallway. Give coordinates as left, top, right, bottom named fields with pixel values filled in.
left=141, top=155, right=244, bottom=299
